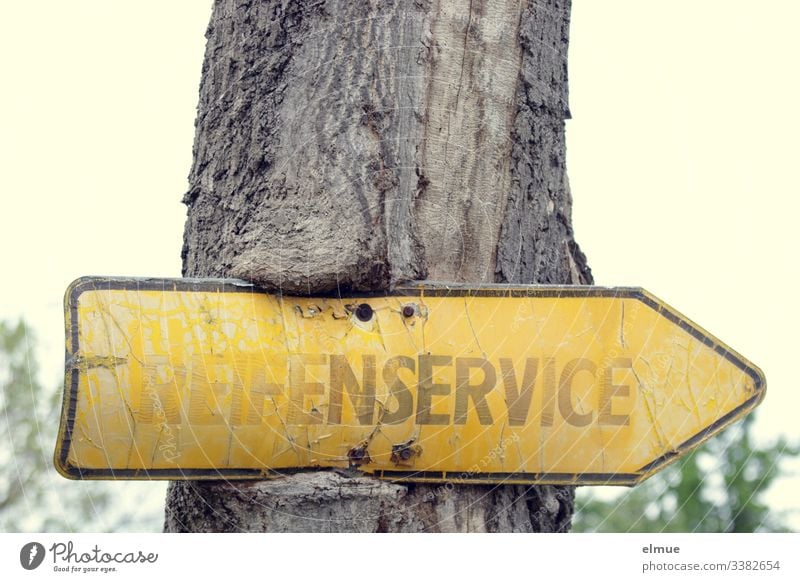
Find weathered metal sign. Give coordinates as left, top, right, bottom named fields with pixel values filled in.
left=55, top=277, right=765, bottom=485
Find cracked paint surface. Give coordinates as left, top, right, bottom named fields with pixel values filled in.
left=55, top=277, right=765, bottom=485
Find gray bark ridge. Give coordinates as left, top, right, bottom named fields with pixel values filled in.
left=165, top=472, right=574, bottom=533
left=170, top=0, right=590, bottom=533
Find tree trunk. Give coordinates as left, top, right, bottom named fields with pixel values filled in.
left=165, top=0, right=592, bottom=533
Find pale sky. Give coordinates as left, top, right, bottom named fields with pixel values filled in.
left=0, top=1, right=798, bottom=530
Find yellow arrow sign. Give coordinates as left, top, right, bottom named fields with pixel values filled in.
left=55, top=277, right=765, bottom=485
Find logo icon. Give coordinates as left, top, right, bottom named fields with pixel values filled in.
left=20, top=542, right=46, bottom=570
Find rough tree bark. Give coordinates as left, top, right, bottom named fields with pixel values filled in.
left=165, top=0, right=592, bottom=532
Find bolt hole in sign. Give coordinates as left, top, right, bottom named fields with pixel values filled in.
left=55, top=277, right=764, bottom=485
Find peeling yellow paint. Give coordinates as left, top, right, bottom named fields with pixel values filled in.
left=55, top=278, right=765, bottom=485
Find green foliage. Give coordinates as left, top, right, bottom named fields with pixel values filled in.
left=0, top=318, right=163, bottom=532
left=0, top=318, right=82, bottom=530
left=573, top=414, right=798, bottom=532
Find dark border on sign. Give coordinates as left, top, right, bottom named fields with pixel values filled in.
left=54, top=276, right=767, bottom=485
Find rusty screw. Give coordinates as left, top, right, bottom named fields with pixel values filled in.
left=401, top=304, right=415, bottom=318
left=355, top=303, right=373, bottom=322
left=347, top=445, right=370, bottom=466
left=391, top=442, right=419, bottom=464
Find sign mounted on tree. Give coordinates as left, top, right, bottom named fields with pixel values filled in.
left=55, top=277, right=765, bottom=485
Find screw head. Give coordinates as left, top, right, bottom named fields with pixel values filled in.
left=355, top=303, right=373, bottom=322
left=402, top=305, right=415, bottom=318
